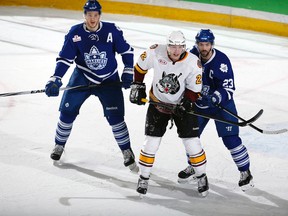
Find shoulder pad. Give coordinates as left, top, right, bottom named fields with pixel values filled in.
left=149, top=44, right=158, bottom=49
left=197, top=59, right=202, bottom=68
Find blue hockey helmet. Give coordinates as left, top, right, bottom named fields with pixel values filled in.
left=83, top=0, right=102, bottom=14
left=195, top=29, right=215, bottom=45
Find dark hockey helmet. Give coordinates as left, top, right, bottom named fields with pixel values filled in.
left=83, top=0, right=102, bottom=14
left=195, top=29, right=215, bottom=45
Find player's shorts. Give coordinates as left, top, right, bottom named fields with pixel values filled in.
left=145, top=104, right=199, bottom=138
left=59, top=68, right=124, bottom=117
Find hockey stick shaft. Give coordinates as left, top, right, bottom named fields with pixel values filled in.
left=216, top=104, right=287, bottom=134
left=143, top=99, right=254, bottom=127
left=0, top=85, right=84, bottom=97
left=0, top=82, right=122, bottom=97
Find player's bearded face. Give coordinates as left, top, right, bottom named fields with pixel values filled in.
left=198, top=42, right=213, bottom=58
left=84, top=11, right=101, bottom=31
left=167, top=45, right=185, bottom=61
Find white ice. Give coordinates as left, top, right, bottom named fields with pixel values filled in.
left=0, top=6, right=288, bottom=216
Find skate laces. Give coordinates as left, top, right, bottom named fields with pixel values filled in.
left=198, top=174, right=207, bottom=187
left=240, top=170, right=249, bottom=181
left=53, top=145, right=64, bottom=155
left=183, top=165, right=194, bottom=175
left=123, top=149, right=134, bottom=162
left=138, top=177, right=148, bottom=189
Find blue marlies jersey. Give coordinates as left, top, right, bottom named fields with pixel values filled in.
left=190, top=46, right=235, bottom=104
left=54, top=21, right=134, bottom=84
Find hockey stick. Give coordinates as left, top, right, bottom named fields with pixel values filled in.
left=0, top=82, right=122, bottom=97
left=145, top=100, right=262, bottom=127
left=0, top=85, right=86, bottom=97
left=216, top=104, right=288, bottom=135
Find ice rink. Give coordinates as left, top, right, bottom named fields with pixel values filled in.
left=0, top=6, right=288, bottom=216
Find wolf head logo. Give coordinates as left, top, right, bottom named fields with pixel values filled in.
left=156, top=71, right=182, bottom=94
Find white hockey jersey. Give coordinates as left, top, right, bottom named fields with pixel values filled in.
left=135, top=44, right=202, bottom=104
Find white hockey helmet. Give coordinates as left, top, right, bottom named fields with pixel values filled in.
left=166, top=31, right=186, bottom=47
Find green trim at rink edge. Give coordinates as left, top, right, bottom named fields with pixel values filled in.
left=183, top=0, right=288, bottom=15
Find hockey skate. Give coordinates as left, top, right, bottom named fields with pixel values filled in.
left=177, top=165, right=197, bottom=184
left=239, top=169, right=254, bottom=191
left=136, top=175, right=149, bottom=195
left=122, top=148, right=139, bottom=173
left=50, top=144, right=64, bottom=161
left=197, top=173, right=209, bottom=197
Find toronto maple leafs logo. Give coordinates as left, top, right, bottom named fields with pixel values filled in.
left=220, top=63, right=228, bottom=73
left=201, top=85, right=210, bottom=96
left=84, top=46, right=108, bottom=70
left=156, top=71, right=182, bottom=94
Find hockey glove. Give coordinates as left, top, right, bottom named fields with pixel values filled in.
left=121, top=67, right=133, bottom=89
left=175, top=98, right=194, bottom=117
left=201, top=91, right=221, bottom=107
left=45, top=76, right=63, bottom=97
left=129, top=82, right=146, bottom=105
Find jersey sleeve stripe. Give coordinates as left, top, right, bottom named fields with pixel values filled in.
left=135, top=63, right=147, bottom=74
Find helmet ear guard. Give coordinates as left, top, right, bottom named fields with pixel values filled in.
left=195, top=29, right=215, bottom=45
left=83, top=0, right=102, bottom=14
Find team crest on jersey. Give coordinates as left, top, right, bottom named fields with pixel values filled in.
left=158, top=59, right=167, bottom=65
left=72, top=35, right=81, bottom=42
left=84, top=46, right=108, bottom=70
left=156, top=71, right=182, bottom=94
left=220, top=63, right=228, bottom=73
left=89, top=34, right=99, bottom=41
left=201, top=85, right=210, bottom=96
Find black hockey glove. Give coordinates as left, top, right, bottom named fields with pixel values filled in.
left=175, top=98, right=194, bottom=117
left=129, top=82, right=147, bottom=105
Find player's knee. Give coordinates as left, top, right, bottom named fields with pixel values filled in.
left=106, top=115, right=124, bottom=125
left=143, top=135, right=161, bottom=153
left=60, top=112, right=77, bottom=123
left=222, top=135, right=242, bottom=149
left=182, top=137, right=202, bottom=153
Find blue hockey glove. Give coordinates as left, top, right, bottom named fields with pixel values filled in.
left=201, top=91, right=222, bottom=107
left=129, top=82, right=146, bottom=105
left=45, top=76, right=62, bottom=97
left=121, top=67, right=133, bottom=89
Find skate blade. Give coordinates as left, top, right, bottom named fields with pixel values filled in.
left=199, top=190, right=209, bottom=197
left=240, top=180, right=254, bottom=192
left=177, top=175, right=197, bottom=184
left=129, top=163, right=139, bottom=174
left=139, top=193, right=146, bottom=199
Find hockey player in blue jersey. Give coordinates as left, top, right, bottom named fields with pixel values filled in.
left=44, top=0, right=138, bottom=172
left=177, top=29, right=254, bottom=191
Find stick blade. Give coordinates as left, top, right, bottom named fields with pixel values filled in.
left=262, top=128, right=288, bottom=135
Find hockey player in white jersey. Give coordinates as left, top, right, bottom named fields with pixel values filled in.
left=130, top=31, right=209, bottom=196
